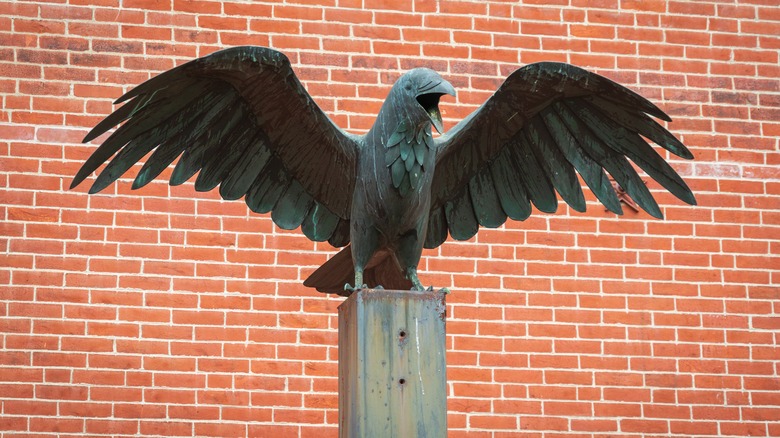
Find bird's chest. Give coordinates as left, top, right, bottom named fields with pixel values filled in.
left=354, top=122, right=436, bottom=230
left=383, top=121, right=435, bottom=198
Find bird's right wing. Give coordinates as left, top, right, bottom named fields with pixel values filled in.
left=425, top=62, right=696, bottom=248
left=71, top=46, right=357, bottom=247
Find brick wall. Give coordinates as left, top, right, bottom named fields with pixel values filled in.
left=1, top=0, right=779, bottom=436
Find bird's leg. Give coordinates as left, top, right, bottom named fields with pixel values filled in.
left=396, top=229, right=431, bottom=292
left=344, top=270, right=367, bottom=294
left=405, top=266, right=426, bottom=292
left=404, top=267, right=450, bottom=294
left=344, top=225, right=379, bottom=293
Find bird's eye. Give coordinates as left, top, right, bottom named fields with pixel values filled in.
left=404, top=82, right=412, bottom=91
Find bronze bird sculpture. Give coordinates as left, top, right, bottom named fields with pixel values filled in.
left=71, top=46, right=696, bottom=295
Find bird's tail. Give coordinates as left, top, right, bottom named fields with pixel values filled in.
left=304, top=245, right=413, bottom=296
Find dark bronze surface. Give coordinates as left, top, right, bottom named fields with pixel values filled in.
left=72, top=46, right=696, bottom=295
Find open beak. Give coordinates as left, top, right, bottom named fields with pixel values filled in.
left=417, top=80, right=456, bottom=134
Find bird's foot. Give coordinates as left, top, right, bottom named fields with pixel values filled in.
left=343, top=283, right=368, bottom=296
left=410, top=280, right=426, bottom=292
left=406, top=267, right=427, bottom=292
left=405, top=267, right=449, bottom=293
left=413, top=285, right=450, bottom=294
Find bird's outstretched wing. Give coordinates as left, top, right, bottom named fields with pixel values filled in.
left=71, top=46, right=357, bottom=247
left=425, top=62, right=696, bottom=248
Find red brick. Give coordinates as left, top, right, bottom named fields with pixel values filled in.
left=29, top=417, right=85, bottom=433
left=86, top=418, right=139, bottom=435
left=1, top=3, right=778, bottom=436
left=470, top=415, right=517, bottom=429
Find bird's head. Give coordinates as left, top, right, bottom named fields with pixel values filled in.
left=396, top=68, right=456, bottom=134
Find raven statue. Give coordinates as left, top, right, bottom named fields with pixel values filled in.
left=71, top=46, right=696, bottom=296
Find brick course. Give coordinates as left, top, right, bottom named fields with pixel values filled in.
left=1, top=0, right=779, bottom=436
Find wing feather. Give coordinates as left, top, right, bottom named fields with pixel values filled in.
left=84, top=77, right=200, bottom=142
left=192, top=102, right=248, bottom=191
left=469, top=165, right=507, bottom=228
left=445, top=188, right=479, bottom=241
left=89, top=127, right=163, bottom=194
left=428, top=61, right=695, bottom=248
left=132, top=137, right=184, bottom=190
left=132, top=91, right=237, bottom=189
left=581, top=95, right=692, bottom=159
left=489, top=148, right=533, bottom=221
left=554, top=101, right=662, bottom=218
left=423, top=207, right=448, bottom=249
left=169, top=104, right=240, bottom=186
left=245, top=158, right=290, bottom=214
left=302, top=202, right=340, bottom=242
left=327, top=219, right=351, bottom=248
left=73, top=46, right=358, bottom=246
left=114, top=69, right=196, bottom=105
left=513, top=132, right=558, bottom=213
left=72, top=83, right=224, bottom=189
left=540, top=108, right=623, bottom=214
left=88, top=90, right=232, bottom=193
left=525, top=117, right=586, bottom=212
left=569, top=99, right=696, bottom=205
left=272, top=180, right=314, bottom=230
left=218, top=134, right=273, bottom=201
left=194, top=119, right=255, bottom=192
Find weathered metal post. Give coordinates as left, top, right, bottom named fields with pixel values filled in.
left=338, top=289, right=447, bottom=437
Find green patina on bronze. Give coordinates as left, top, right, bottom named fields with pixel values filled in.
left=72, top=45, right=696, bottom=295
left=385, top=122, right=434, bottom=197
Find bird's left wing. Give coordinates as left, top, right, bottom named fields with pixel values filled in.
left=71, top=46, right=357, bottom=246
left=425, top=62, right=696, bottom=249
